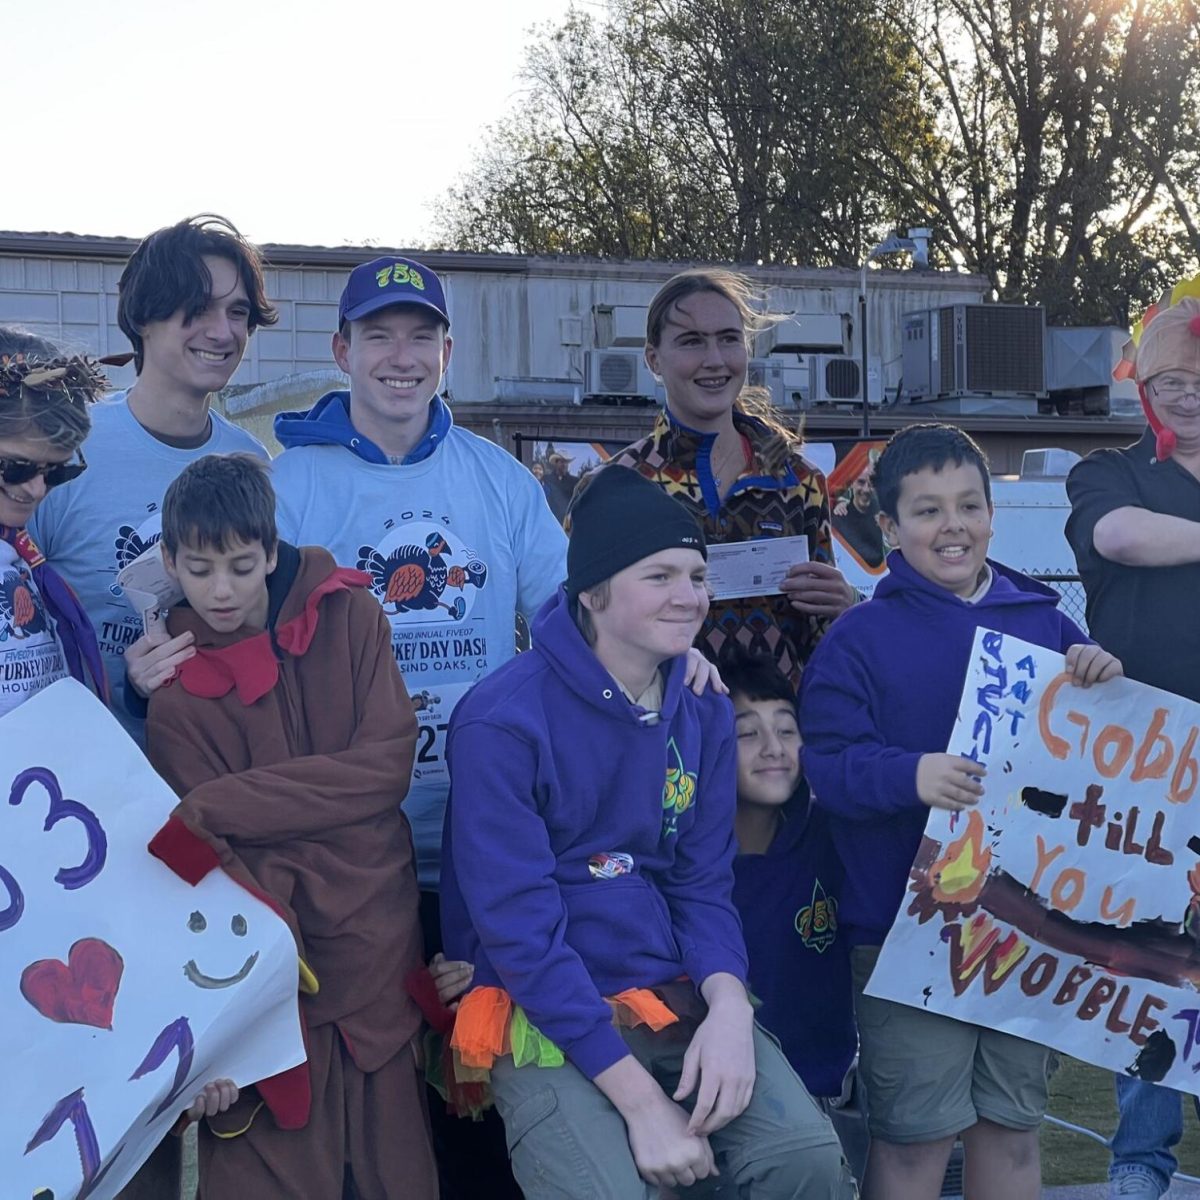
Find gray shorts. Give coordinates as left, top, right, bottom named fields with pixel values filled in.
left=851, top=945, right=1051, bottom=1144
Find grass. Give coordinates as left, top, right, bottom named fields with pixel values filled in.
left=1042, top=1057, right=1200, bottom=1186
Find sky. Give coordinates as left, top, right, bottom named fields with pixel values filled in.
left=10, top=0, right=577, bottom=248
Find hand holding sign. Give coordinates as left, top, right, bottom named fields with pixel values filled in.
left=1064, top=642, right=1124, bottom=689
left=916, top=754, right=986, bottom=812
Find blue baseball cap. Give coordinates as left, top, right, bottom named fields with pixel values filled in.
left=338, top=256, right=450, bottom=329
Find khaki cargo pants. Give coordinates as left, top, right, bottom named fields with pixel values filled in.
left=491, top=1021, right=857, bottom=1199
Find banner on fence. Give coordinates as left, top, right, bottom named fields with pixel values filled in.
left=870, top=630, right=1200, bottom=1093
left=1, top=679, right=306, bottom=1199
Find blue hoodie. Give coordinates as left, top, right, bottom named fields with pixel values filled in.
left=441, top=588, right=748, bottom=1080
left=274, top=389, right=452, bottom=465
left=799, top=552, right=1089, bottom=946
left=733, top=786, right=855, bottom=1098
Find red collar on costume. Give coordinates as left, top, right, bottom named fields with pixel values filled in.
left=176, top=567, right=370, bottom=705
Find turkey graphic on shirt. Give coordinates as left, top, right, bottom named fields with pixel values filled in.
left=357, top=526, right=488, bottom=623
left=0, top=566, right=50, bottom=641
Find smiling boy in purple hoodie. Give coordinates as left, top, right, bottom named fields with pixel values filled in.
left=721, top=646, right=862, bottom=1175
left=800, top=423, right=1122, bottom=1200
left=441, top=466, right=853, bottom=1199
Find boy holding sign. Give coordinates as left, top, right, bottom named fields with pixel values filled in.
left=800, top=424, right=1121, bottom=1200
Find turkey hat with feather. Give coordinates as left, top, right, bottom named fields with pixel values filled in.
left=1115, top=274, right=1200, bottom=461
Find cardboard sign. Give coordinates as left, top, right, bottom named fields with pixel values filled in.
left=1, top=680, right=305, bottom=1198
left=870, top=631, right=1200, bottom=1094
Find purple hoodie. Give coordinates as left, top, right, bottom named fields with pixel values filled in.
left=799, top=552, right=1089, bottom=946
left=733, top=784, right=855, bottom=1097
left=441, top=587, right=748, bottom=1079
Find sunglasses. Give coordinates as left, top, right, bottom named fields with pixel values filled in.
left=0, top=453, right=87, bottom=489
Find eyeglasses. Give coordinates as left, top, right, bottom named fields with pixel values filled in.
left=1150, top=379, right=1200, bottom=402
left=0, top=454, right=87, bottom=489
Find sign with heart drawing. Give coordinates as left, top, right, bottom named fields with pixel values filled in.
left=0, top=680, right=306, bottom=1199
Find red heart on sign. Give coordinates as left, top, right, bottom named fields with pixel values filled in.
left=20, top=937, right=124, bottom=1029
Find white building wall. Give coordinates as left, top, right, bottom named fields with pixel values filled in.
left=0, top=242, right=989, bottom=400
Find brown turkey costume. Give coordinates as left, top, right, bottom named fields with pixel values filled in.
left=145, top=544, right=435, bottom=1199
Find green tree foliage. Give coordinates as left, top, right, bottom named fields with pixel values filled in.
left=436, top=0, right=933, bottom=263
left=888, top=0, right=1200, bottom=323
left=436, top=0, right=1200, bottom=323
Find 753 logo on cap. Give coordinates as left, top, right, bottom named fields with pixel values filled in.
left=376, top=263, right=426, bottom=291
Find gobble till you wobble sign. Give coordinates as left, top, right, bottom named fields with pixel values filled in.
left=871, top=630, right=1200, bottom=1090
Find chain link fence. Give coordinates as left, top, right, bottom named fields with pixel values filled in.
left=1032, top=574, right=1088, bottom=634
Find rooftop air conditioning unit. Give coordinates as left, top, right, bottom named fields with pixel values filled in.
left=593, top=305, right=648, bottom=348
left=769, top=314, right=850, bottom=354
left=902, top=304, right=1046, bottom=401
left=809, top=355, right=878, bottom=404
left=746, top=359, right=786, bottom=409
left=585, top=349, right=657, bottom=400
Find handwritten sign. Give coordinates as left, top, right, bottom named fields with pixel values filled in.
left=1, top=680, right=305, bottom=1199
left=869, top=630, right=1200, bottom=1094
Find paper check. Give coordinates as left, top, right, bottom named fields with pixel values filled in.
left=705, top=535, right=809, bottom=601
left=116, top=542, right=184, bottom=635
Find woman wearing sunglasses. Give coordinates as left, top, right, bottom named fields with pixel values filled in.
left=0, top=331, right=108, bottom=716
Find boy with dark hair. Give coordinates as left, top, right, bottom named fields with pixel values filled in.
left=800, top=423, right=1122, bottom=1200
left=719, top=646, right=861, bottom=1171
left=117, top=213, right=277, bottom=375
left=441, top=466, right=854, bottom=1199
left=30, top=215, right=274, bottom=739
left=143, top=453, right=436, bottom=1199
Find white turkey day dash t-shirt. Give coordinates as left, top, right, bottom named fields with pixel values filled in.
left=0, top=538, right=70, bottom=719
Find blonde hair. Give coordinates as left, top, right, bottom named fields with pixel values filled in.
left=645, top=269, right=801, bottom=462
left=572, top=579, right=611, bottom=645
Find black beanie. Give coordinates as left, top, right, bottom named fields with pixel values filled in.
left=567, top=467, right=707, bottom=599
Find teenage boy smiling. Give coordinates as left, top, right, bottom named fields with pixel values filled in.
left=30, top=215, right=275, bottom=736
left=272, top=257, right=568, bottom=897
left=441, top=466, right=853, bottom=1200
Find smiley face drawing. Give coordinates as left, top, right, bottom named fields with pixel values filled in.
left=182, top=909, right=259, bottom=989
